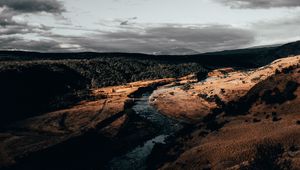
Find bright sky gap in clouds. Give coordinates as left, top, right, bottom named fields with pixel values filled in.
left=0, top=0, right=300, bottom=54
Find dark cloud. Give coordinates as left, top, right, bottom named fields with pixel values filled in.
left=100, top=25, right=255, bottom=53
left=0, top=36, right=63, bottom=52
left=0, top=8, right=52, bottom=40
left=0, top=26, right=30, bottom=35
left=0, top=9, right=17, bottom=26
left=0, top=0, right=65, bottom=27
left=0, top=24, right=50, bottom=36
left=0, top=25, right=255, bottom=54
left=216, top=0, right=300, bottom=8
left=0, top=0, right=63, bottom=42
left=0, top=0, right=65, bottom=13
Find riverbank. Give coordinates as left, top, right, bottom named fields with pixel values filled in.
left=0, top=78, right=177, bottom=169
left=107, top=92, right=184, bottom=170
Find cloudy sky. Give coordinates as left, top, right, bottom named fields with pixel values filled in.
left=0, top=0, right=300, bottom=54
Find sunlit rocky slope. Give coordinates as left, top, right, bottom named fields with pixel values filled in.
left=149, top=56, right=300, bottom=170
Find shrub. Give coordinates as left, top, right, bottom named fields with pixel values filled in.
left=196, top=71, right=208, bottom=81
left=181, top=83, right=192, bottom=91
left=241, top=142, right=291, bottom=170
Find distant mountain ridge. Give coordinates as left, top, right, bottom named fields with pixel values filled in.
left=0, top=40, right=300, bottom=68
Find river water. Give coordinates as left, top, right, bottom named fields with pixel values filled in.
left=107, top=92, right=183, bottom=170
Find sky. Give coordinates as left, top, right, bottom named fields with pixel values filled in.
left=0, top=0, right=300, bottom=54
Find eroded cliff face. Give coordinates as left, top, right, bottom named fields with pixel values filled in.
left=148, top=56, right=300, bottom=170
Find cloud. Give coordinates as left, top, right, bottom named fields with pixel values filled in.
left=120, top=17, right=138, bottom=26
left=99, top=25, right=255, bottom=53
left=0, top=36, right=62, bottom=51
left=0, top=0, right=64, bottom=46
left=0, top=0, right=65, bottom=27
left=0, top=8, right=17, bottom=26
left=0, top=24, right=255, bottom=54
left=251, top=15, right=300, bottom=44
left=216, top=0, right=300, bottom=8
left=0, top=0, right=65, bottom=13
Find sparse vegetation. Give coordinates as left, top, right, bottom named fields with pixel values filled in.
left=262, top=81, right=299, bottom=105
left=224, top=72, right=299, bottom=116
left=241, top=141, right=291, bottom=170
left=196, top=71, right=208, bottom=81
left=253, top=118, right=261, bottom=123
left=181, top=82, right=192, bottom=91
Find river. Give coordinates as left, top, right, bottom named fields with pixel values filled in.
left=107, top=92, right=183, bottom=170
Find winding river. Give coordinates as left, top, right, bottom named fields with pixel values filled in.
left=107, top=91, right=183, bottom=170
